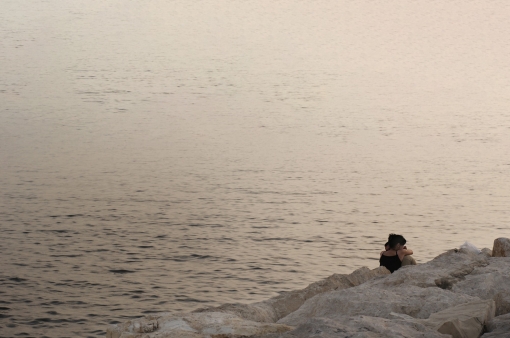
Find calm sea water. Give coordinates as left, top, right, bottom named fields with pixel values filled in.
left=1, top=0, right=510, bottom=337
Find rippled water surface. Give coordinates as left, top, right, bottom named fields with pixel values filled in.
left=2, top=0, right=510, bottom=337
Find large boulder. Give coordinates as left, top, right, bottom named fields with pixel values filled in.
left=492, top=238, right=510, bottom=257
left=452, top=257, right=510, bottom=315
left=106, top=312, right=292, bottom=338
left=262, top=316, right=449, bottom=338
left=419, top=299, right=495, bottom=338
left=192, top=266, right=389, bottom=323
left=265, top=298, right=497, bottom=338
left=278, top=284, right=480, bottom=326
left=482, top=313, right=510, bottom=337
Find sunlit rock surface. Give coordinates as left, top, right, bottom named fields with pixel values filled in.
left=107, top=238, right=510, bottom=338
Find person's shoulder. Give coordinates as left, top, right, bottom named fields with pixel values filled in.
left=400, top=248, right=413, bottom=256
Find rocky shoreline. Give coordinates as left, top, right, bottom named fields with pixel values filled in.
left=107, top=238, right=510, bottom=338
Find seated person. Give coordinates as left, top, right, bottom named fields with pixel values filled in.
left=379, top=234, right=415, bottom=273
left=382, top=234, right=417, bottom=267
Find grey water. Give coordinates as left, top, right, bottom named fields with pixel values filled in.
left=1, top=0, right=510, bottom=336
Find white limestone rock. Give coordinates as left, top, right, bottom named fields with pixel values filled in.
left=492, top=238, right=510, bottom=257
left=278, top=284, right=480, bottom=326
left=192, top=266, right=389, bottom=323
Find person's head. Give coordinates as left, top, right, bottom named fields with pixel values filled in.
left=384, top=233, right=397, bottom=250
left=388, top=234, right=406, bottom=250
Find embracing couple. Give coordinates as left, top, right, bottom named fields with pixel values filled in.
left=379, top=233, right=416, bottom=273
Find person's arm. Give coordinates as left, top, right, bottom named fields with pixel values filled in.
left=398, top=248, right=413, bottom=260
